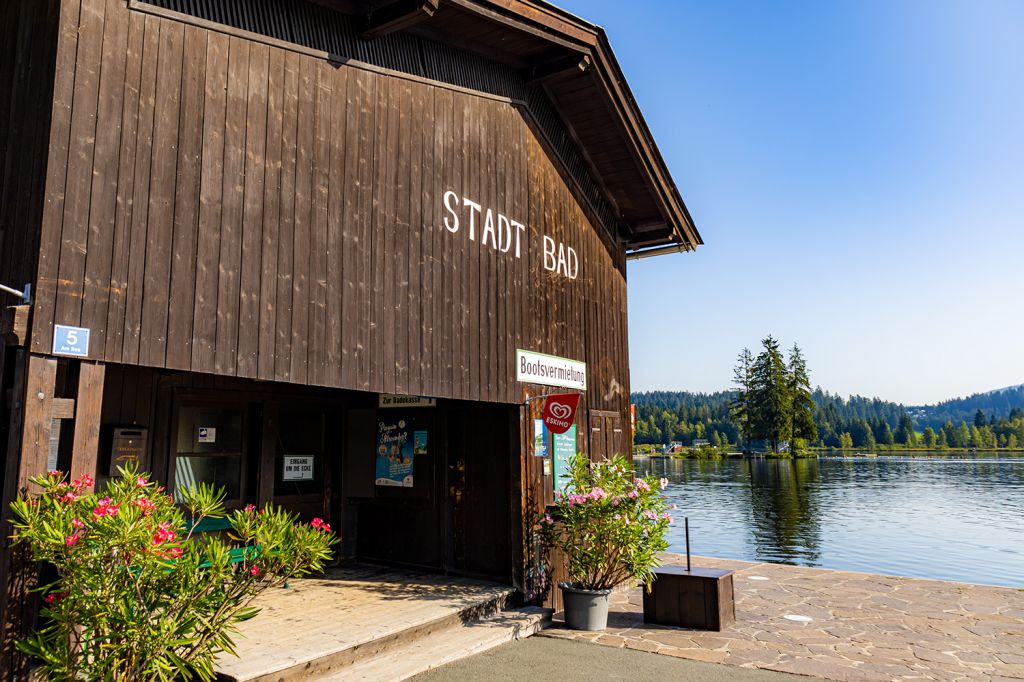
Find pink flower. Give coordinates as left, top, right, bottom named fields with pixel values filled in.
left=611, top=496, right=621, bottom=507
left=250, top=564, right=260, bottom=577
left=542, top=514, right=554, bottom=526
left=93, top=498, right=120, bottom=519
left=662, top=512, right=673, bottom=523
left=167, top=547, right=182, bottom=558
left=627, top=491, right=639, bottom=499
left=43, top=591, right=68, bottom=605
left=59, top=491, right=78, bottom=503
left=70, top=518, right=84, bottom=528
left=614, top=514, right=622, bottom=520
left=136, top=476, right=148, bottom=487
left=634, top=479, right=651, bottom=492
left=659, top=478, right=669, bottom=489
left=133, top=498, right=156, bottom=515
left=48, top=470, right=62, bottom=478
left=64, top=534, right=79, bottom=547
left=244, top=504, right=256, bottom=513
left=152, top=521, right=176, bottom=545
left=72, top=473, right=94, bottom=490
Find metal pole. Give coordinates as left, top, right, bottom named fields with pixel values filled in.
left=0, top=282, right=30, bottom=304
left=685, top=517, right=691, bottom=572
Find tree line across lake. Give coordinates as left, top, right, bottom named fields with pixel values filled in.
left=632, top=338, right=1024, bottom=452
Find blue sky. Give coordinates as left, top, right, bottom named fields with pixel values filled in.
left=555, top=0, right=1024, bottom=405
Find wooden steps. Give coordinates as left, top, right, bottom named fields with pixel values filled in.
left=215, top=566, right=549, bottom=682
left=325, top=607, right=550, bottom=681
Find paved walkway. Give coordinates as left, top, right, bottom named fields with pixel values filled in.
left=541, top=555, right=1024, bottom=681
left=412, top=635, right=807, bottom=682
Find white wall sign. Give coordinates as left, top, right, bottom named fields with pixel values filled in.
left=197, top=427, right=216, bottom=444
left=516, top=349, right=587, bottom=391
left=379, top=394, right=437, bottom=408
left=442, top=190, right=579, bottom=280
left=52, top=325, right=91, bottom=357
left=282, top=455, right=314, bottom=481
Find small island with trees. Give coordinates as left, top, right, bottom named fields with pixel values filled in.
left=633, top=336, right=1024, bottom=458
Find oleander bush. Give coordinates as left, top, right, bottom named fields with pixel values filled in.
left=9, top=464, right=337, bottom=681
left=537, top=452, right=671, bottom=591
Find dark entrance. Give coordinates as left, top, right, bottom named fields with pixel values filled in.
left=344, top=400, right=515, bottom=582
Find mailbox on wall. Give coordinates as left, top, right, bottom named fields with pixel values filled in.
left=109, top=426, right=149, bottom=477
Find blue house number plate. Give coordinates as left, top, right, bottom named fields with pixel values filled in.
left=52, top=325, right=91, bottom=357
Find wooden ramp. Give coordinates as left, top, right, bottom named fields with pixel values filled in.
left=215, top=564, right=548, bottom=681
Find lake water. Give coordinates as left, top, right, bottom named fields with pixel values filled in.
left=634, top=454, right=1024, bottom=587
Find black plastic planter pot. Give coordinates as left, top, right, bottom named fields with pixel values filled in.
left=560, top=582, right=612, bottom=631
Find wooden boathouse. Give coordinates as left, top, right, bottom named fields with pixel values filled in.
left=0, top=0, right=701, bottom=670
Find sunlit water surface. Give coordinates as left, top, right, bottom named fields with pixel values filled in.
left=634, top=454, right=1024, bottom=587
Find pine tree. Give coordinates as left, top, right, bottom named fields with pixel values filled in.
left=731, top=348, right=755, bottom=449
left=748, top=336, right=792, bottom=453
left=787, top=344, right=817, bottom=448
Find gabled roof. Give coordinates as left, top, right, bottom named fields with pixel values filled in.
left=318, top=0, right=702, bottom=252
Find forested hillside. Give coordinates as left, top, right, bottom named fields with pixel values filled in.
left=910, top=385, right=1024, bottom=429
left=633, top=387, right=1024, bottom=449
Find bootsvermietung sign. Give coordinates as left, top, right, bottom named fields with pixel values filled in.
left=516, top=349, right=587, bottom=391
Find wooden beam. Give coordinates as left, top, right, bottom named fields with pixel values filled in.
left=70, top=363, right=104, bottom=490
left=18, top=354, right=57, bottom=492
left=361, top=0, right=440, bottom=39
left=526, top=53, right=590, bottom=84
left=50, top=397, right=75, bottom=420
left=0, top=306, right=29, bottom=347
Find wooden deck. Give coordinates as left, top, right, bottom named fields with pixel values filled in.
left=215, top=564, right=517, bottom=681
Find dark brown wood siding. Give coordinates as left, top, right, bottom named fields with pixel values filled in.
left=0, top=0, right=60, bottom=294
left=29, top=0, right=630, bottom=417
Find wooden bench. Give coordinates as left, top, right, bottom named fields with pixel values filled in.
left=642, top=566, right=736, bottom=631
left=186, top=516, right=290, bottom=587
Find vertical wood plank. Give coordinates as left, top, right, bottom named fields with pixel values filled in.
left=236, top=43, right=269, bottom=378
left=213, top=36, right=250, bottom=375
left=139, top=19, right=184, bottom=368
left=121, top=14, right=160, bottom=365
left=165, top=24, right=208, bottom=370
left=190, top=30, right=228, bottom=373
left=70, top=362, right=105, bottom=488
left=258, top=47, right=285, bottom=381
left=308, top=61, right=331, bottom=386
left=79, top=0, right=128, bottom=357
left=30, top=0, right=81, bottom=354
left=289, top=55, right=314, bottom=385
left=325, top=65, right=347, bottom=387
left=104, top=10, right=145, bottom=362
left=19, top=355, right=58, bottom=492
left=274, top=50, right=300, bottom=382
left=354, top=68, right=374, bottom=390
left=53, top=0, right=105, bottom=339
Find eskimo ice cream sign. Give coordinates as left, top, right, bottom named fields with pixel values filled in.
left=442, top=191, right=579, bottom=279
left=516, top=349, right=587, bottom=390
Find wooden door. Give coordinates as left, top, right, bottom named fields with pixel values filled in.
left=589, top=410, right=627, bottom=461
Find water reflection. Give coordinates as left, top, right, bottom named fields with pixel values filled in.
left=636, top=454, right=1024, bottom=587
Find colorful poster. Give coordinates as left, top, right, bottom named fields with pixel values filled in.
left=375, top=418, right=415, bottom=487
left=533, top=419, right=548, bottom=457
left=414, top=430, right=429, bottom=455
left=552, top=425, right=576, bottom=492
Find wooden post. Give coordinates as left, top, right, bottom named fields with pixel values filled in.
left=70, top=362, right=104, bottom=490
left=17, top=355, right=57, bottom=495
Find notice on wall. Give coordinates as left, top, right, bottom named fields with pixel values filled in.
left=197, top=427, right=216, bottom=444
left=552, top=425, right=577, bottom=492
left=379, top=394, right=437, bottom=408
left=533, top=419, right=548, bottom=458
left=375, top=418, right=415, bottom=487
left=282, top=455, right=314, bottom=481
left=516, top=349, right=587, bottom=391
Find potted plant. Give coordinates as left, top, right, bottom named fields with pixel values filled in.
left=8, top=464, right=337, bottom=680
left=537, top=452, right=671, bottom=631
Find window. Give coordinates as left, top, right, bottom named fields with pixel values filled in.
left=174, top=405, right=245, bottom=504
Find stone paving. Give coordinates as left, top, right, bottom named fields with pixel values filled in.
left=541, top=554, right=1024, bottom=681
